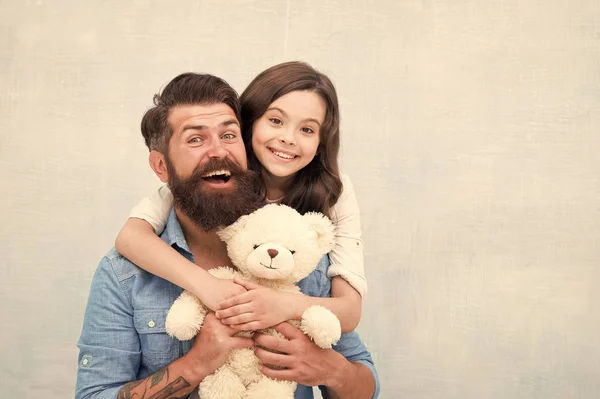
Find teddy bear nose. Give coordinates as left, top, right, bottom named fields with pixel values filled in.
left=267, top=249, right=279, bottom=259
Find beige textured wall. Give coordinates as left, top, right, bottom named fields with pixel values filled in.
left=1, top=1, right=599, bottom=398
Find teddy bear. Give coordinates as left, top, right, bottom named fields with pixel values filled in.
left=165, top=203, right=342, bottom=399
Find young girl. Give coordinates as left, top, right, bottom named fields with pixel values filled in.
left=116, top=61, right=366, bottom=333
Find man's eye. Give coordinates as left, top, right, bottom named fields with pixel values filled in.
left=223, top=133, right=236, bottom=139
left=269, top=118, right=282, bottom=125
left=301, top=127, right=314, bottom=134
left=188, top=137, right=202, bottom=143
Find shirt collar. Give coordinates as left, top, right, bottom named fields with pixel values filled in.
left=161, top=208, right=192, bottom=256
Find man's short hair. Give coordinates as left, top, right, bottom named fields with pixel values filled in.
left=141, top=73, right=240, bottom=153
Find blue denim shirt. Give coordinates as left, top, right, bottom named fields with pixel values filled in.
left=76, top=209, right=380, bottom=399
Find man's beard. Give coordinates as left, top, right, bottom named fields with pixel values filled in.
left=166, top=157, right=262, bottom=231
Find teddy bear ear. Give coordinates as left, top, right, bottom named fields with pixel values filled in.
left=217, top=214, right=250, bottom=242
left=303, top=212, right=336, bottom=253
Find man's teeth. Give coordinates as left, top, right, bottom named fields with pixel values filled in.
left=201, top=169, right=231, bottom=178
left=272, top=150, right=295, bottom=159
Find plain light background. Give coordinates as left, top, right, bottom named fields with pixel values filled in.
left=1, top=1, right=599, bottom=398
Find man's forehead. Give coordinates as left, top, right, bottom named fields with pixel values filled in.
left=169, top=103, right=238, bottom=128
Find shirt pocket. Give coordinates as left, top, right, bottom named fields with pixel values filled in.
left=133, top=308, right=180, bottom=372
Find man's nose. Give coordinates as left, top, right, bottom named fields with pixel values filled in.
left=206, top=140, right=229, bottom=158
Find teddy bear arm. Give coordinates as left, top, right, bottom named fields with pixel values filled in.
left=165, top=290, right=208, bottom=341
left=300, top=305, right=342, bottom=349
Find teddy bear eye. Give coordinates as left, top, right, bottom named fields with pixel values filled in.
left=253, top=245, right=260, bottom=250
left=290, top=250, right=296, bottom=255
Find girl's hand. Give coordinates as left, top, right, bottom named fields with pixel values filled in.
left=196, top=276, right=247, bottom=312
left=215, top=279, right=299, bottom=331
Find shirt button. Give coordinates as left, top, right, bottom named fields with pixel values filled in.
left=82, top=359, right=89, bottom=365
left=148, top=320, right=156, bottom=328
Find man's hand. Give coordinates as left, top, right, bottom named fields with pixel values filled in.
left=252, top=322, right=347, bottom=387
left=215, top=279, right=298, bottom=331
left=196, top=276, right=247, bottom=312
left=184, top=313, right=254, bottom=377
left=116, top=314, right=254, bottom=399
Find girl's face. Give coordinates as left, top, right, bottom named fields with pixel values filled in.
left=251, top=90, right=325, bottom=181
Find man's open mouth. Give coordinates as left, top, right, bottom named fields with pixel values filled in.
left=201, top=169, right=232, bottom=184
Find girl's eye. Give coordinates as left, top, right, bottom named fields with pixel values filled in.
left=301, top=127, right=314, bottom=134
left=269, top=118, right=282, bottom=125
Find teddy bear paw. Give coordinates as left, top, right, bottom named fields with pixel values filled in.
left=301, top=305, right=342, bottom=349
left=165, top=295, right=205, bottom=340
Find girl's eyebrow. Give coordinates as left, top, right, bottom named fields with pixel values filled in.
left=266, top=107, right=321, bottom=126
left=304, top=118, right=321, bottom=126
left=266, top=106, right=287, bottom=116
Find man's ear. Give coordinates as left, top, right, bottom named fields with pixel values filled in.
left=149, top=150, right=169, bottom=183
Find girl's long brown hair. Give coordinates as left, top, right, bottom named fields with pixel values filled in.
left=240, top=61, right=343, bottom=217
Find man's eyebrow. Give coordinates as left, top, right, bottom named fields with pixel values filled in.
left=220, top=119, right=240, bottom=128
left=266, top=107, right=321, bottom=126
left=181, top=119, right=240, bottom=133
left=181, top=124, right=207, bottom=133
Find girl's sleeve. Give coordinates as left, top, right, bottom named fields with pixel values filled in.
left=128, top=185, right=174, bottom=234
left=328, top=174, right=367, bottom=297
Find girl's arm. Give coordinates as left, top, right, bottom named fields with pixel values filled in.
left=115, top=187, right=245, bottom=311
left=216, top=277, right=361, bottom=334
left=323, top=174, right=366, bottom=330
left=289, top=174, right=365, bottom=332
left=301, top=276, right=361, bottom=333
left=217, top=175, right=365, bottom=333
left=216, top=276, right=361, bottom=334
left=327, top=174, right=367, bottom=295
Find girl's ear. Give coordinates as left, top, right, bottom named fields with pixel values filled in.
left=149, top=151, right=169, bottom=183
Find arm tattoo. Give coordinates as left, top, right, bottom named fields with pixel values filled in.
left=117, top=379, right=146, bottom=399
left=117, top=366, right=191, bottom=399
left=151, top=367, right=170, bottom=388
left=148, top=377, right=191, bottom=399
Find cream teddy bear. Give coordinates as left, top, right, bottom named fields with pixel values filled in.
left=165, top=204, right=342, bottom=399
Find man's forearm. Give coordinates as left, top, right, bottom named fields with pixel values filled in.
left=324, top=353, right=376, bottom=399
left=117, top=355, right=207, bottom=399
